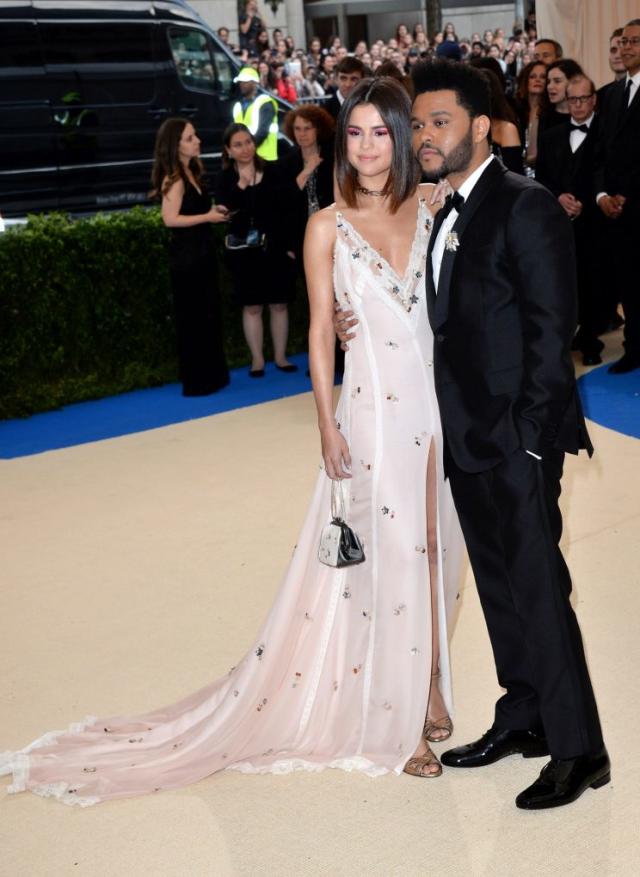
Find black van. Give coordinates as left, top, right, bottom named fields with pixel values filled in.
left=0, top=0, right=291, bottom=218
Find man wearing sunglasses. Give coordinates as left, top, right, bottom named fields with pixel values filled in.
left=594, top=19, right=640, bottom=374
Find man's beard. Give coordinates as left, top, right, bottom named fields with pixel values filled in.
left=419, top=126, right=474, bottom=182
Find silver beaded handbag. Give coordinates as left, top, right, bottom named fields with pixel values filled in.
left=318, top=480, right=365, bottom=568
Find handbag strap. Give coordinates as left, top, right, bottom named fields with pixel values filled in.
left=331, top=480, right=346, bottom=521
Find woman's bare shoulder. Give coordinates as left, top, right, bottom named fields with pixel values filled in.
left=307, top=203, right=339, bottom=240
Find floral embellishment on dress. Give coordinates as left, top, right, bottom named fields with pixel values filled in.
left=256, top=698, right=268, bottom=712
left=415, top=270, right=423, bottom=279
left=343, top=588, right=351, bottom=599
left=410, top=647, right=421, bottom=656
left=304, top=611, right=313, bottom=620
left=445, top=231, right=460, bottom=253
left=382, top=702, right=393, bottom=711
left=255, top=644, right=265, bottom=660
left=351, top=250, right=361, bottom=260
left=409, top=294, right=419, bottom=305
left=393, top=603, right=406, bottom=616
left=352, top=664, right=362, bottom=675
left=292, top=672, right=302, bottom=688
left=333, top=680, right=339, bottom=691
left=381, top=506, right=390, bottom=515
left=385, top=341, right=399, bottom=350
left=362, top=610, right=371, bottom=620
left=82, top=766, right=97, bottom=773
left=351, top=386, right=362, bottom=398
left=360, top=459, right=372, bottom=471
left=415, top=545, right=426, bottom=554
left=233, top=689, right=240, bottom=697
left=391, top=284, right=400, bottom=295
left=386, top=393, right=399, bottom=403
left=128, top=737, right=143, bottom=743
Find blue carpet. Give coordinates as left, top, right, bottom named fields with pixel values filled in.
left=577, top=363, right=640, bottom=440
left=2, top=356, right=637, bottom=459
left=0, top=354, right=314, bottom=459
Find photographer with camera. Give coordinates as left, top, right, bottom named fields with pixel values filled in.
left=216, top=123, right=298, bottom=377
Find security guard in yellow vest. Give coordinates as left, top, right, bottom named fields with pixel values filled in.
left=232, top=67, right=279, bottom=161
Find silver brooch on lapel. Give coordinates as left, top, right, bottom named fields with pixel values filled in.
left=444, top=231, right=460, bottom=253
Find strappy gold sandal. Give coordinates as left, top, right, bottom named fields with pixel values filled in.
left=403, top=746, right=443, bottom=778
left=423, top=672, right=453, bottom=743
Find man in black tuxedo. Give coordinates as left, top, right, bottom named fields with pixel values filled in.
left=411, top=61, right=608, bottom=809
left=536, top=74, right=604, bottom=364
left=597, top=28, right=626, bottom=106
left=594, top=18, right=640, bottom=374
left=323, top=58, right=366, bottom=120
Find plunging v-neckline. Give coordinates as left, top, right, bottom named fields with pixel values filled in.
left=336, top=199, right=426, bottom=285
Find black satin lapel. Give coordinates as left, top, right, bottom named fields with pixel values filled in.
left=433, top=159, right=505, bottom=329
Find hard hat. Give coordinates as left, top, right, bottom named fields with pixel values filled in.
left=233, top=66, right=260, bottom=83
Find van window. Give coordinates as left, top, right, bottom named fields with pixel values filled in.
left=0, top=22, right=45, bottom=103
left=41, top=23, right=155, bottom=104
left=169, top=27, right=219, bottom=94
left=212, top=45, right=234, bottom=99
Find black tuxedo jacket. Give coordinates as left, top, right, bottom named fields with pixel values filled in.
left=425, top=158, right=593, bottom=474
left=323, top=94, right=341, bottom=120
left=535, top=114, right=601, bottom=210
left=594, top=77, right=640, bottom=204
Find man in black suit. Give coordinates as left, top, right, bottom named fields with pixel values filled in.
left=323, top=58, right=366, bottom=120
left=411, top=61, right=608, bottom=809
left=536, top=74, right=604, bottom=364
left=598, top=28, right=626, bottom=105
left=594, top=18, right=640, bottom=374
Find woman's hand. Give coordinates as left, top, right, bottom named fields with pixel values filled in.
left=321, top=424, right=352, bottom=480
left=208, top=205, right=230, bottom=224
left=304, top=153, right=324, bottom=174
left=431, top=178, right=452, bottom=205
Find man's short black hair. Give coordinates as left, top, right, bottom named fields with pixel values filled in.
left=336, top=57, right=366, bottom=77
left=411, top=60, right=491, bottom=119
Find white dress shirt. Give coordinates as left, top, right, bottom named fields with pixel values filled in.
left=431, top=155, right=494, bottom=290
left=569, top=112, right=594, bottom=153
left=625, top=70, right=640, bottom=106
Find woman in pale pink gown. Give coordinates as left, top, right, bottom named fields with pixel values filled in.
left=0, top=79, right=463, bottom=806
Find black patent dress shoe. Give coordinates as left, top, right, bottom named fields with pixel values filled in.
left=275, top=363, right=299, bottom=373
left=441, top=727, right=549, bottom=768
left=608, top=355, right=640, bottom=374
left=516, top=747, right=610, bottom=810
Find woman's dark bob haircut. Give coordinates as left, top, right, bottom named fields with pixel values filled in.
left=335, top=77, right=419, bottom=214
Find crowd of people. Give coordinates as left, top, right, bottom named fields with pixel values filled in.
left=217, top=7, right=544, bottom=101
left=158, top=11, right=638, bottom=393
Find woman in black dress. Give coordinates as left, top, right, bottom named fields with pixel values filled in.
left=152, top=118, right=230, bottom=396
left=278, top=104, right=335, bottom=265
left=216, top=123, right=298, bottom=377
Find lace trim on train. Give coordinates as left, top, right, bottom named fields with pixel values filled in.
left=336, top=199, right=431, bottom=314
left=0, top=715, right=101, bottom=807
left=227, top=755, right=405, bottom=778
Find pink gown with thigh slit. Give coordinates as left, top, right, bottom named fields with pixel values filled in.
left=1, top=197, right=464, bottom=806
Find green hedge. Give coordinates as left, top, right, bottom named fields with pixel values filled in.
left=0, top=208, right=309, bottom=419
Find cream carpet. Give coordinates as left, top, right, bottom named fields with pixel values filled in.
left=1, top=337, right=639, bottom=877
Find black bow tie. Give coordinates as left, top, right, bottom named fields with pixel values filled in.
left=570, top=123, right=589, bottom=133
left=445, top=191, right=465, bottom=212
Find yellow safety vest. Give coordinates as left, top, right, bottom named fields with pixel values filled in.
left=232, top=93, right=279, bottom=161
